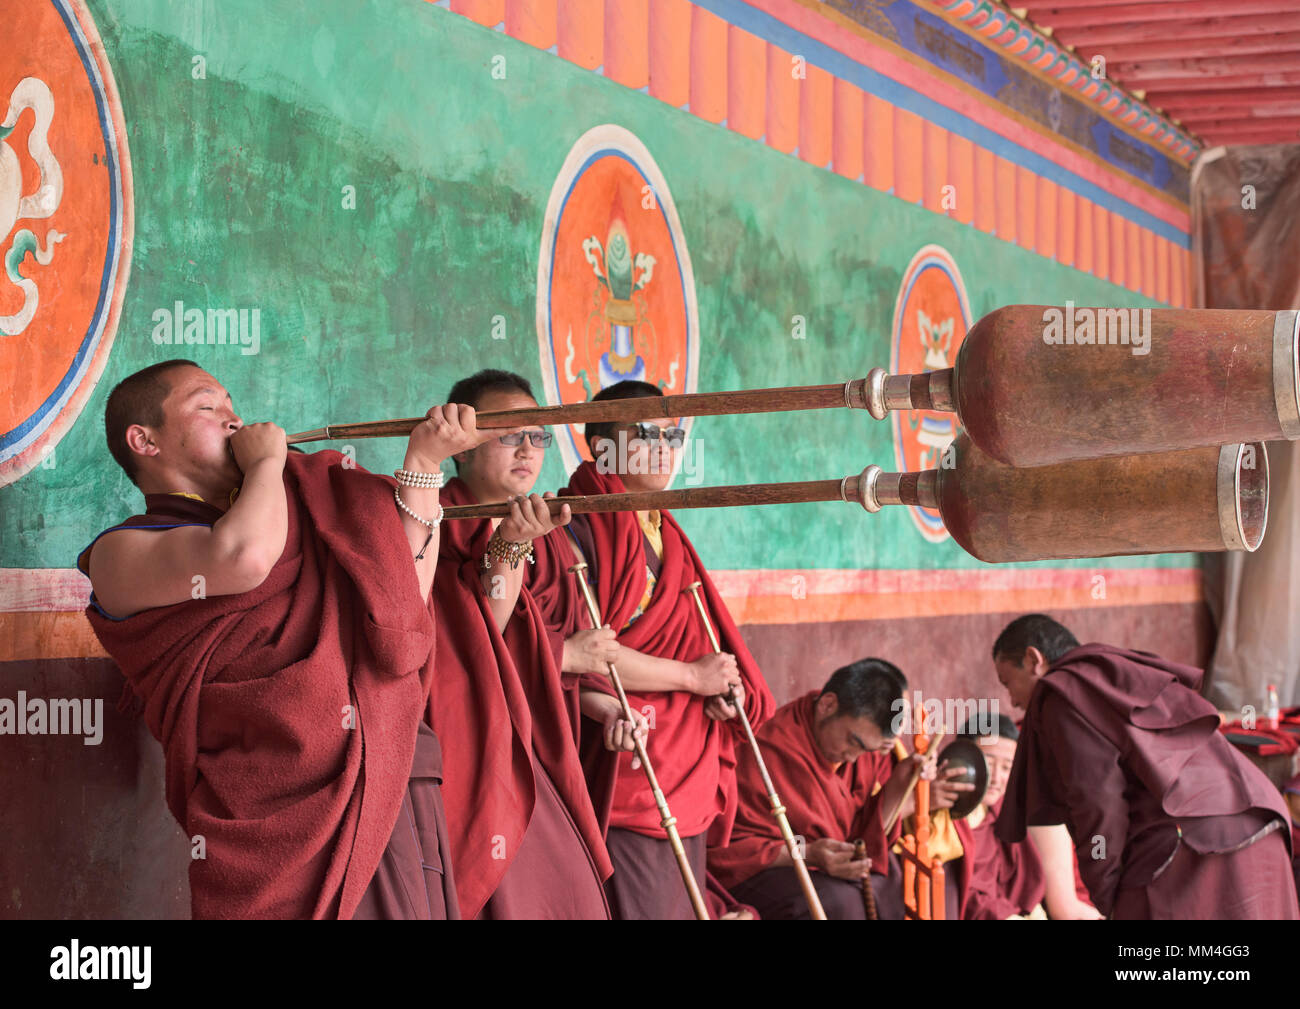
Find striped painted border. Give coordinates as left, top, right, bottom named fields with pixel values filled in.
left=432, top=0, right=1194, bottom=304
left=926, top=0, right=1198, bottom=159
left=0, top=566, right=1203, bottom=660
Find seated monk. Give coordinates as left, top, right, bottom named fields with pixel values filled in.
left=429, top=369, right=646, bottom=919
left=944, top=715, right=1048, bottom=920
left=77, top=361, right=483, bottom=918
left=708, top=658, right=950, bottom=920
left=526, top=380, right=774, bottom=919
left=993, top=614, right=1300, bottom=920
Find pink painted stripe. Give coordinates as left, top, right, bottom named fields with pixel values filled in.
left=1, top=569, right=91, bottom=612
left=2, top=566, right=1199, bottom=612
left=743, top=0, right=1190, bottom=233
left=709, top=566, right=1200, bottom=598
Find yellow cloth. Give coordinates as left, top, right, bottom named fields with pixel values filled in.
left=638, top=509, right=663, bottom=559
left=894, top=807, right=965, bottom=865
left=624, top=510, right=663, bottom=627
left=168, top=487, right=239, bottom=507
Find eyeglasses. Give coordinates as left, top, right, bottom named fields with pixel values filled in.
left=631, top=422, right=686, bottom=448
left=499, top=430, right=553, bottom=449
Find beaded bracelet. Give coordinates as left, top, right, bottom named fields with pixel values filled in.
left=394, top=488, right=443, bottom=560
left=394, top=468, right=445, bottom=489
left=481, top=530, right=535, bottom=570
left=393, top=486, right=443, bottom=527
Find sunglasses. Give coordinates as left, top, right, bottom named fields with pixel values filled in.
left=631, top=422, right=686, bottom=448
left=499, top=430, right=553, bottom=449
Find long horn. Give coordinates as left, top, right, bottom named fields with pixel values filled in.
left=683, top=581, right=827, bottom=921
left=865, top=306, right=1300, bottom=467
left=439, top=440, right=1269, bottom=563
left=285, top=380, right=871, bottom=444
left=569, top=563, right=710, bottom=921
left=286, top=309, right=1299, bottom=460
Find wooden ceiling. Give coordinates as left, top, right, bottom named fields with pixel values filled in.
left=1014, top=0, right=1300, bottom=148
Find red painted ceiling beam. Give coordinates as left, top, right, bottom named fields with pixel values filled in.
left=1054, top=14, right=1298, bottom=46
left=1086, top=32, right=1300, bottom=63
left=1112, top=53, right=1300, bottom=82
left=1173, top=103, right=1300, bottom=123
left=1145, top=86, right=1300, bottom=110
left=1181, top=114, right=1300, bottom=135
left=1019, top=0, right=1167, bottom=8
left=1198, top=128, right=1300, bottom=146
left=1030, top=1, right=1300, bottom=30
left=1138, top=72, right=1300, bottom=92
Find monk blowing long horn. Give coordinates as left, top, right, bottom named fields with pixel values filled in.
left=569, top=563, right=711, bottom=921
left=286, top=308, right=1298, bottom=467
left=442, top=438, right=1269, bottom=563
left=683, top=581, right=827, bottom=921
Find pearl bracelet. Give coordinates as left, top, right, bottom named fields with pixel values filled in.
left=394, top=487, right=443, bottom=528
left=395, top=468, right=445, bottom=489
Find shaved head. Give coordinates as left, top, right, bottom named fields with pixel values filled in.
left=104, top=361, right=202, bottom=485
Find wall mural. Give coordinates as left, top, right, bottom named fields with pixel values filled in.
left=0, top=0, right=132, bottom=487
left=536, top=124, right=699, bottom=476
left=891, top=244, right=971, bottom=543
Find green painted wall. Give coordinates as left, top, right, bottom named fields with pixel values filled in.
left=3, top=0, right=1185, bottom=573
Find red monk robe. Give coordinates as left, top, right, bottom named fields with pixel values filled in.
left=998, top=644, right=1299, bottom=919
left=528, top=461, right=774, bottom=919
left=428, top=477, right=612, bottom=920
left=961, top=800, right=1046, bottom=920
left=77, top=450, right=454, bottom=919
left=709, top=691, right=900, bottom=920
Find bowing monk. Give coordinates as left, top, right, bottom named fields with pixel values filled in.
left=432, top=369, right=645, bottom=920
left=994, top=614, right=1300, bottom=920
left=709, top=659, right=948, bottom=920
left=528, top=380, right=775, bottom=919
left=78, top=361, right=478, bottom=919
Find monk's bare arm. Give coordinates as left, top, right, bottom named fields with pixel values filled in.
left=613, top=645, right=741, bottom=696
left=479, top=494, right=571, bottom=632
left=89, top=432, right=289, bottom=618
left=1028, top=823, right=1103, bottom=919
left=397, top=405, right=503, bottom=603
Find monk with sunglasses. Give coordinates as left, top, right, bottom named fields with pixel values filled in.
left=526, top=379, right=775, bottom=919
left=424, top=369, right=646, bottom=919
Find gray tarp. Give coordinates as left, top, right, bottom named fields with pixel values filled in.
left=1194, top=143, right=1300, bottom=713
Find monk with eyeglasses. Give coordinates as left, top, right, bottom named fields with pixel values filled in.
left=427, top=369, right=646, bottom=919
left=526, top=379, right=775, bottom=919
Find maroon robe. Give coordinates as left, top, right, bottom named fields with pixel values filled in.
left=526, top=461, right=773, bottom=918
left=1292, top=822, right=1300, bottom=898
left=77, top=451, right=454, bottom=919
left=998, top=644, right=1299, bottom=919
left=962, top=800, right=1045, bottom=920
left=428, top=477, right=611, bottom=920
left=709, top=692, right=901, bottom=920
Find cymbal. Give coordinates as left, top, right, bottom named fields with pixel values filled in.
left=938, top=737, right=989, bottom=819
